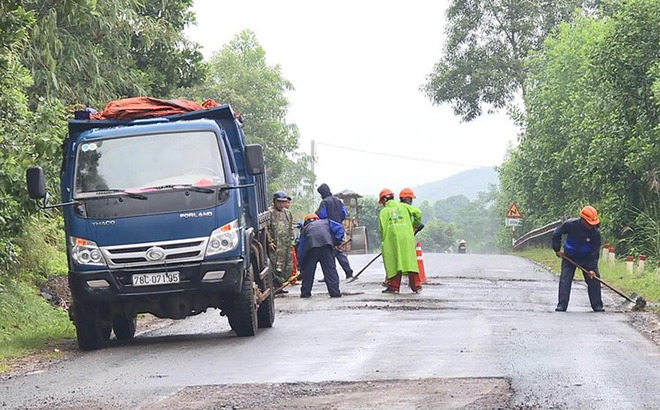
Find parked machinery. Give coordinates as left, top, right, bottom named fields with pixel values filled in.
left=335, top=189, right=368, bottom=254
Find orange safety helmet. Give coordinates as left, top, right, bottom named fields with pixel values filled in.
left=399, top=188, right=416, bottom=199
left=378, top=188, right=394, bottom=204
left=304, top=213, right=319, bottom=222
left=579, top=205, right=600, bottom=226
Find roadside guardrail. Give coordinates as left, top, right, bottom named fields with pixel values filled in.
left=512, top=220, right=562, bottom=251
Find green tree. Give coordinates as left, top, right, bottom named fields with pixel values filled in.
left=497, top=15, right=611, bottom=246
left=0, top=2, right=65, bottom=270
left=21, top=0, right=205, bottom=106
left=497, top=0, right=660, bottom=255
left=182, top=30, right=307, bottom=194
left=418, top=200, right=434, bottom=224
left=417, top=219, right=460, bottom=253
left=434, top=195, right=471, bottom=222
left=272, top=153, right=315, bottom=220
left=452, top=187, right=500, bottom=253
left=130, top=0, right=207, bottom=97
left=422, top=0, right=589, bottom=121
left=357, top=197, right=382, bottom=250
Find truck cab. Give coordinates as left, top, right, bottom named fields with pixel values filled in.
left=27, top=103, right=275, bottom=350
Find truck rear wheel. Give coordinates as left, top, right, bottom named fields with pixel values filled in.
left=257, top=265, right=275, bottom=328
left=73, top=302, right=108, bottom=351
left=228, top=264, right=258, bottom=336
left=113, top=315, right=137, bottom=341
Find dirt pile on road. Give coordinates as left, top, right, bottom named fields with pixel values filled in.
left=147, top=378, right=512, bottom=409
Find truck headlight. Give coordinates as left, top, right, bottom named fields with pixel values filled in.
left=70, top=236, right=107, bottom=266
left=205, top=220, right=239, bottom=256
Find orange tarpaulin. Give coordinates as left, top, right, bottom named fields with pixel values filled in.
left=89, top=97, right=222, bottom=120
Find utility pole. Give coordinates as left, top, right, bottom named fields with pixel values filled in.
left=310, top=140, right=316, bottom=211
left=310, top=140, right=316, bottom=176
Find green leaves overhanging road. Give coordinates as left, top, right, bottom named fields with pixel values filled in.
left=498, top=0, right=660, bottom=256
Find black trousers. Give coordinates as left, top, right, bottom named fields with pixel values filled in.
left=301, top=246, right=341, bottom=297
left=334, top=248, right=353, bottom=275
left=558, top=258, right=603, bottom=310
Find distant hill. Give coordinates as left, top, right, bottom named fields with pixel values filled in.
left=413, top=167, right=498, bottom=203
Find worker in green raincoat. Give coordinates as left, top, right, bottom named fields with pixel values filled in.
left=378, top=188, right=421, bottom=294
left=398, top=188, right=422, bottom=229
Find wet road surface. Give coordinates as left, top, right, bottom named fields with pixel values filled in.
left=2, top=253, right=660, bottom=409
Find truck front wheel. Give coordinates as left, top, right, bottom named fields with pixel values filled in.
left=73, top=302, right=109, bottom=351
left=227, top=264, right=258, bottom=337
left=257, top=265, right=275, bottom=328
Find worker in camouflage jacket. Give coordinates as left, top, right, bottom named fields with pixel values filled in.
left=268, top=191, right=294, bottom=292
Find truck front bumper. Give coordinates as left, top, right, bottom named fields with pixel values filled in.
left=69, top=259, right=245, bottom=303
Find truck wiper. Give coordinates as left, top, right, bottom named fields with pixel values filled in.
left=92, top=189, right=148, bottom=200
left=143, top=184, right=215, bottom=194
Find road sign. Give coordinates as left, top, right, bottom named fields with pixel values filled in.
left=506, top=203, right=522, bottom=218
left=506, top=218, right=522, bottom=227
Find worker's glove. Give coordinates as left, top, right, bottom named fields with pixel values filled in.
left=555, top=250, right=564, bottom=259
left=414, top=224, right=425, bottom=234
left=269, top=242, right=277, bottom=253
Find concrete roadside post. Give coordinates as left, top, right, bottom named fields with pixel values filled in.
left=602, top=244, right=610, bottom=260
left=609, top=247, right=616, bottom=267
left=638, top=255, right=646, bottom=276
left=626, top=256, right=634, bottom=274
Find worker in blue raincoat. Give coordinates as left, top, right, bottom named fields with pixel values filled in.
left=316, top=183, right=353, bottom=279
left=297, top=213, right=345, bottom=298
left=552, top=206, right=603, bottom=312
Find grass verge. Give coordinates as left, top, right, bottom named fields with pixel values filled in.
left=0, top=215, right=74, bottom=372
left=0, top=280, right=74, bottom=372
left=517, top=248, right=660, bottom=312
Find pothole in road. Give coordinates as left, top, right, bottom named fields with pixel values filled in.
left=146, top=377, right=513, bottom=409
left=358, top=298, right=448, bottom=304
left=440, top=276, right=550, bottom=283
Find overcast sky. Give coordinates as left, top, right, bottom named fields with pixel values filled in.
left=187, top=0, right=520, bottom=198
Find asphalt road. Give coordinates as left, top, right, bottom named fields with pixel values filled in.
left=2, top=253, right=660, bottom=409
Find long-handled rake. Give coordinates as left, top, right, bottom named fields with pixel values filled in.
left=562, top=255, right=646, bottom=311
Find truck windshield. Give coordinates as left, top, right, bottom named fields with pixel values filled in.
left=74, top=131, right=225, bottom=198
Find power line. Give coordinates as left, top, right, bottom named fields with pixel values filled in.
left=314, top=141, right=489, bottom=168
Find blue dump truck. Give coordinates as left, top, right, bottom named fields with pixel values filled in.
left=26, top=102, right=275, bottom=350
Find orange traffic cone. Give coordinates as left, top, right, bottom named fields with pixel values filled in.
left=290, top=246, right=298, bottom=285
left=416, top=242, right=428, bottom=283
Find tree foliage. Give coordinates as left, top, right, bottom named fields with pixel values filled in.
left=417, top=219, right=461, bottom=253
left=0, top=3, right=65, bottom=270
left=357, top=197, right=382, bottom=250
left=182, top=30, right=312, bottom=197
left=21, top=0, right=205, bottom=106
left=130, top=0, right=207, bottom=97
left=497, top=0, right=660, bottom=255
left=423, top=0, right=590, bottom=121
left=0, top=0, right=206, bottom=272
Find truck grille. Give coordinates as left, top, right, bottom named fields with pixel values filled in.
left=100, top=237, right=208, bottom=268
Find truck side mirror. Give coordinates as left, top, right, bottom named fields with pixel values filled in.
left=26, top=167, right=47, bottom=199
left=245, top=144, right=265, bottom=175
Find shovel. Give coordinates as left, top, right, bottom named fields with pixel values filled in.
left=273, top=272, right=301, bottom=294
left=348, top=224, right=425, bottom=284
left=347, top=252, right=382, bottom=283
left=562, top=255, right=646, bottom=311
